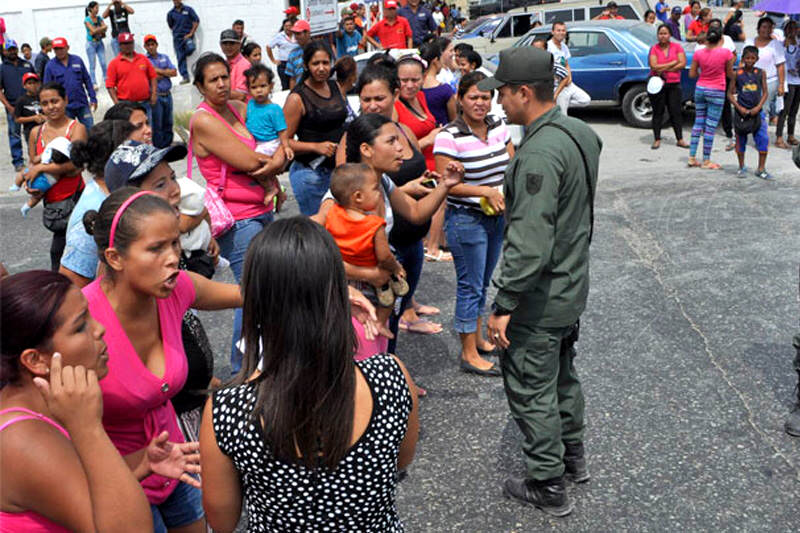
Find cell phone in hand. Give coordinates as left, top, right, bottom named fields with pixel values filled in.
left=421, top=178, right=437, bottom=189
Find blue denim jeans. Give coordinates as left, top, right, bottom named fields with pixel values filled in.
left=217, top=211, right=274, bottom=373
left=445, top=207, right=504, bottom=334
left=85, top=40, right=107, bottom=86
left=289, top=160, right=333, bottom=216
left=173, top=36, right=196, bottom=81
left=66, top=105, right=95, bottom=130
left=387, top=239, right=425, bottom=354
left=111, top=38, right=120, bottom=57
left=151, top=93, right=174, bottom=148
left=5, top=109, right=23, bottom=169
left=150, top=480, right=204, bottom=533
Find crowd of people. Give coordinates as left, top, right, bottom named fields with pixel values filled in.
left=1, top=0, right=799, bottom=530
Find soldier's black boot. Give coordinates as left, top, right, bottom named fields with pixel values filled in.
left=563, top=441, right=591, bottom=483
left=502, top=476, right=573, bottom=517
left=785, top=373, right=800, bottom=437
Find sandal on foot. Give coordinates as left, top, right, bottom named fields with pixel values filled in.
left=376, top=284, right=396, bottom=307
left=775, top=139, right=790, bottom=149
left=676, top=140, right=690, bottom=148
left=725, top=140, right=736, bottom=151
left=415, top=385, right=427, bottom=397
left=399, top=318, right=442, bottom=334
left=460, top=359, right=501, bottom=377
left=413, top=303, right=440, bottom=316
left=425, top=250, right=453, bottom=262
left=788, top=137, right=800, bottom=145
left=651, top=140, right=660, bottom=150
left=688, top=157, right=701, bottom=167
left=701, top=161, right=722, bottom=170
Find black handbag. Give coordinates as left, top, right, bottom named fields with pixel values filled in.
left=734, top=109, right=761, bottom=135
left=42, top=187, right=82, bottom=233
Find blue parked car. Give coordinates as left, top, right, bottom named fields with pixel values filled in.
left=501, top=20, right=697, bottom=128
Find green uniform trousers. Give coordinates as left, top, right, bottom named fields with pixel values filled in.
left=501, top=320, right=585, bottom=481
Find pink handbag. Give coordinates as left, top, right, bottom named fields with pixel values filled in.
left=187, top=112, right=235, bottom=238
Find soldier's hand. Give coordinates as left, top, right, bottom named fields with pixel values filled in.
left=487, top=313, right=511, bottom=349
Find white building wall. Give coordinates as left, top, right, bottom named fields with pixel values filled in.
left=1, top=0, right=292, bottom=81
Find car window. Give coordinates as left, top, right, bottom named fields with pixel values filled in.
left=495, top=19, right=511, bottom=39
left=588, top=4, right=640, bottom=20
left=628, top=23, right=658, bottom=46
left=462, top=17, right=490, bottom=34
left=481, top=17, right=503, bottom=35
left=573, top=9, right=586, bottom=21
left=512, top=14, right=535, bottom=37
left=568, top=32, right=619, bottom=57
left=544, top=9, right=573, bottom=24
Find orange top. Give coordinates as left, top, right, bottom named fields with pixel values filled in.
left=325, top=203, right=386, bottom=267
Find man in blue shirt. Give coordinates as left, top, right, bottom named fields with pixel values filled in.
left=167, top=0, right=199, bottom=84
left=286, top=19, right=311, bottom=90
left=666, top=6, right=682, bottom=40
left=336, top=16, right=362, bottom=58
left=655, top=1, right=669, bottom=23
left=34, top=37, right=52, bottom=78
left=0, top=39, right=36, bottom=171
left=144, top=34, right=177, bottom=148
left=43, top=37, right=97, bottom=130
left=398, top=0, right=438, bottom=47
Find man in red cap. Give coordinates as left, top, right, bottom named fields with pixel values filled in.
left=285, top=19, right=311, bottom=89
left=364, top=1, right=412, bottom=50
left=43, top=37, right=97, bottom=129
left=144, top=34, right=177, bottom=148
left=350, top=3, right=364, bottom=29
left=106, top=32, right=157, bottom=127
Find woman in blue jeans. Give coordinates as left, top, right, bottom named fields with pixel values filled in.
left=284, top=41, right=349, bottom=215
left=189, top=53, right=282, bottom=373
left=84, top=2, right=108, bottom=88
left=433, top=72, right=514, bottom=377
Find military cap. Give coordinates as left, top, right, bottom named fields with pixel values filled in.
left=477, top=47, right=554, bottom=91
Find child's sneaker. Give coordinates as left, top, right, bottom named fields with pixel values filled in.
left=755, top=169, right=774, bottom=180
left=736, top=167, right=748, bottom=179
left=376, top=284, right=396, bottom=307
left=8, top=184, right=20, bottom=191
left=390, top=275, right=409, bottom=297
left=20, top=204, right=31, bottom=217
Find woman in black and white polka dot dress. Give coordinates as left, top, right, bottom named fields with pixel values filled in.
left=199, top=217, right=420, bottom=532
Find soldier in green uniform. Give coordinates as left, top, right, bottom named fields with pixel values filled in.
left=480, top=46, right=602, bottom=517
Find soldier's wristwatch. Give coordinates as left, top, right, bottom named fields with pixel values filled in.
left=491, top=302, right=511, bottom=316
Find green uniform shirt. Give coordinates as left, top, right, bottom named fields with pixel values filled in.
left=493, top=106, right=602, bottom=327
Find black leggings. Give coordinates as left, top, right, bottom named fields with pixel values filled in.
left=721, top=78, right=733, bottom=139
left=50, top=229, right=66, bottom=272
left=650, top=83, right=683, bottom=141
left=777, top=84, right=800, bottom=138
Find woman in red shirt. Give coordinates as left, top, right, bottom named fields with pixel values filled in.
left=687, top=7, right=712, bottom=42
left=23, top=82, right=87, bottom=271
left=394, top=55, right=451, bottom=262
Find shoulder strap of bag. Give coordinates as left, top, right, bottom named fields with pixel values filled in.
left=527, top=120, right=595, bottom=243
left=188, top=105, right=228, bottom=197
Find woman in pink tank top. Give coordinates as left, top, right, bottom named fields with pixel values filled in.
left=0, top=270, right=192, bottom=532
left=189, top=53, right=282, bottom=374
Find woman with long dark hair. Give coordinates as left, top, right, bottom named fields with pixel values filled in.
left=688, top=19, right=734, bottom=169
left=22, top=82, right=87, bottom=271
left=648, top=24, right=688, bottom=149
left=82, top=188, right=243, bottom=532
left=84, top=1, right=108, bottom=90
left=0, top=270, right=199, bottom=532
left=336, top=62, right=445, bottom=341
left=284, top=41, right=349, bottom=216
left=266, top=18, right=297, bottom=90
left=200, top=217, right=420, bottom=532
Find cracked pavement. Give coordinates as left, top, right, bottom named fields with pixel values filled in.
left=2, top=108, right=799, bottom=531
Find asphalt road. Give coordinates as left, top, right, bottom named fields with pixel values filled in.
left=1, top=108, right=799, bottom=531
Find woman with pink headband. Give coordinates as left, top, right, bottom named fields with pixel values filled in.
left=81, top=188, right=243, bottom=533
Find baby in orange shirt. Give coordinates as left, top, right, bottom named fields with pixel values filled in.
left=325, top=163, right=409, bottom=326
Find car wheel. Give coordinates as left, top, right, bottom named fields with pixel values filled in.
left=621, top=84, right=655, bottom=129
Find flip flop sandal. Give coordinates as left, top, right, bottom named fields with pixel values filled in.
left=688, top=158, right=701, bottom=168
left=415, top=385, right=428, bottom=397
left=425, top=250, right=453, bottom=262
left=702, top=161, right=722, bottom=170
left=399, top=318, right=442, bottom=334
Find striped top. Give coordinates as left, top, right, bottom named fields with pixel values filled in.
left=433, top=114, right=511, bottom=210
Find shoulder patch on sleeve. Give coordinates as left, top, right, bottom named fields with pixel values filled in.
left=526, top=173, right=543, bottom=195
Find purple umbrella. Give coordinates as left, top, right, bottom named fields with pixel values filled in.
left=753, top=0, right=800, bottom=13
